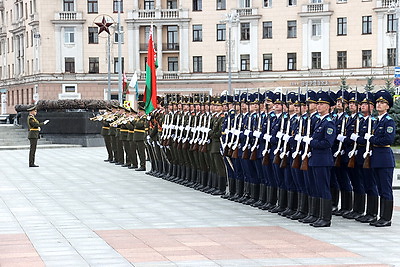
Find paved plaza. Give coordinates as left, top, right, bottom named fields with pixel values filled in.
left=0, top=146, right=399, bottom=267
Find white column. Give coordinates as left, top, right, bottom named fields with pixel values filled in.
left=133, top=0, right=139, bottom=10
left=250, top=20, right=258, bottom=71
left=55, top=25, right=62, bottom=73
left=76, top=24, right=84, bottom=73
left=377, top=12, right=384, bottom=67
left=155, top=24, right=163, bottom=75
left=179, top=22, right=190, bottom=73
left=155, top=0, right=161, bottom=9
left=127, top=23, right=135, bottom=73
left=322, top=16, right=330, bottom=69
left=231, top=22, right=239, bottom=72
left=301, top=17, right=309, bottom=70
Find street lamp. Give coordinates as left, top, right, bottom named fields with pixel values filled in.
left=117, top=0, right=123, bottom=105
left=221, top=12, right=239, bottom=95
left=388, top=1, right=400, bottom=66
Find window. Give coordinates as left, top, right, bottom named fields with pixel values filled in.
left=263, top=21, right=272, bottom=39
left=337, top=17, right=347, bottom=36
left=65, top=57, right=75, bottom=73
left=113, top=0, right=123, bottom=13
left=89, top=57, right=99, bottom=73
left=88, top=0, right=98, bottom=13
left=311, top=52, right=321, bottom=69
left=264, top=0, right=272, bottom=8
left=63, top=0, right=74, bottom=11
left=387, top=14, right=397, bottom=33
left=241, top=23, right=250, bottom=41
left=168, top=57, right=178, bottom=71
left=337, top=51, right=347, bottom=69
left=217, top=55, right=226, bottom=72
left=362, top=50, right=371, bottom=67
left=288, top=0, right=297, bottom=6
left=167, top=0, right=177, bottom=9
left=241, top=54, right=250, bottom=71
left=193, top=56, right=202, bottom=72
left=193, top=0, right=202, bottom=11
left=217, top=24, right=226, bottom=41
left=64, top=27, right=75, bottom=44
left=312, top=19, right=321, bottom=37
left=287, top=20, right=297, bottom=38
left=88, top=27, right=98, bottom=44
left=217, top=0, right=226, bottom=10
left=241, top=0, right=251, bottom=8
left=114, top=26, right=124, bottom=43
left=114, top=57, right=125, bottom=73
left=193, top=25, right=202, bottom=42
left=263, top=54, right=272, bottom=71
left=388, top=48, right=396, bottom=66
left=287, top=53, right=296, bottom=70
left=167, top=26, right=178, bottom=49
left=362, top=16, right=372, bottom=34
left=63, top=84, right=77, bottom=93
left=144, top=0, right=155, bottom=10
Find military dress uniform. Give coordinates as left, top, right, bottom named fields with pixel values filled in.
left=27, top=106, right=47, bottom=167
left=134, top=110, right=148, bottom=171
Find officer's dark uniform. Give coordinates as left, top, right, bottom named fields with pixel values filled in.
left=134, top=104, right=148, bottom=171
left=27, top=105, right=46, bottom=167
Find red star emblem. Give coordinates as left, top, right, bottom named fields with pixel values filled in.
left=95, top=16, right=113, bottom=35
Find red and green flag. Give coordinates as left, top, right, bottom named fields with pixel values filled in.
left=143, top=26, right=158, bottom=114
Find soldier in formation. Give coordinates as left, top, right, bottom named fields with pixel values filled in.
left=91, top=87, right=396, bottom=228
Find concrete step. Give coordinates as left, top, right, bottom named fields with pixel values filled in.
left=0, top=140, right=53, bottom=146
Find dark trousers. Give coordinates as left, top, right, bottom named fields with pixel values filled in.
left=130, top=141, right=138, bottom=167
left=373, top=168, right=394, bottom=201
left=136, top=140, right=146, bottom=168
left=29, top=138, right=38, bottom=166
left=103, top=135, right=113, bottom=160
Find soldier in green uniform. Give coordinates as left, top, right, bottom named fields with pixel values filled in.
left=27, top=105, right=49, bottom=167
left=108, top=104, right=119, bottom=163
left=134, top=102, right=148, bottom=171
left=127, top=108, right=139, bottom=169
left=100, top=108, right=114, bottom=162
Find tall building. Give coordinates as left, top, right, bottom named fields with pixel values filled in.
left=0, top=0, right=398, bottom=114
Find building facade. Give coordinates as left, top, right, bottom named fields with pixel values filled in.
left=0, top=0, right=398, bottom=114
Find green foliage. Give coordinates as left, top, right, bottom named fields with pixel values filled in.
left=339, top=76, right=349, bottom=91
left=382, top=77, right=396, bottom=96
left=364, top=76, right=375, bottom=91
left=389, top=98, right=400, bottom=146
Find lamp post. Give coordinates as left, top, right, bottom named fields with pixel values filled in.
left=117, top=0, right=123, bottom=105
left=221, top=12, right=239, bottom=95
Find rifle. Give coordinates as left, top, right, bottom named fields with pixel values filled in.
left=300, top=92, right=311, bottom=171
left=348, top=89, right=359, bottom=168
left=200, top=95, right=212, bottom=153
left=280, top=103, right=292, bottom=168
left=231, top=94, right=243, bottom=158
left=273, top=91, right=285, bottom=165
left=262, top=101, right=272, bottom=166
left=221, top=92, right=231, bottom=156
left=181, top=108, right=192, bottom=150
left=250, top=90, right=262, bottom=161
left=363, top=92, right=372, bottom=169
left=292, top=88, right=303, bottom=169
left=333, top=87, right=346, bottom=167
left=242, top=91, right=251, bottom=159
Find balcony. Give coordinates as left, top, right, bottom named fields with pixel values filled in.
left=163, top=43, right=179, bottom=51
left=10, top=19, right=26, bottom=33
left=234, top=8, right=259, bottom=17
left=163, top=72, right=179, bottom=80
left=131, top=8, right=189, bottom=21
left=52, top=11, right=85, bottom=24
left=378, top=0, right=397, bottom=8
left=299, top=3, right=332, bottom=16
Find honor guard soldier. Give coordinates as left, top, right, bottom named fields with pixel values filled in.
left=304, top=91, right=336, bottom=227
left=27, top=105, right=49, bottom=167
left=134, top=102, right=148, bottom=171
left=364, top=89, right=396, bottom=227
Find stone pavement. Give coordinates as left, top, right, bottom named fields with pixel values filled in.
left=0, top=147, right=399, bottom=267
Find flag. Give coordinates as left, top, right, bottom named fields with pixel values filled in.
left=129, top=72, right=139, bottom=101
left=123, top=72, right=129, bottom=94
left=143, top=25, right=157, bottom=114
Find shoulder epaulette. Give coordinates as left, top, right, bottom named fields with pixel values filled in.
left=326, top=117, right=332, bottom=122
left=270, top=113, right=276, bottom=117
left=371, top=117, right=377, bottom=121
left=386, top=115, right=393, bottom=120
left=332, top=113, right=338, bottom=118
left=344, top=114, right=349, bottom=118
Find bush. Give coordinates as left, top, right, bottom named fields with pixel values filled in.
left=15, top=99, right=119, bottom=112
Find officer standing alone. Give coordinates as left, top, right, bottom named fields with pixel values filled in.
left=27, top=105, right=49, bottom=167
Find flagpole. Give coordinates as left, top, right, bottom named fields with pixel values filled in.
left=107, top=34, right=111, bottom=101
left=117, top=0, right=123, bottom=105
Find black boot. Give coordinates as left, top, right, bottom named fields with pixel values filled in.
left=230, top=179, right=243, bottom=201
left=357, top=195, right=378, bottom=223
left=212, top=176, right=226, bottom=196
left=205, top=173, right=216, bottom=194
left=245, top=183, right=259, bottom=205
left=280, top=191, right=297, bottom=217
left=331, top=187, right=339, bottom=214
left=270, top=189, right=287, bottom=213
left=336, top=191, right=352, bottom=216
left=237, top=182, right=250, bottom=203
left=262, top=186, right=278, bottom=210
left=222, top=178, right=235, bottom=199
left=198, top=171, right=209, bottom=191
left=343, top=193, right=365, bottom=219
left=371, top=198, right=393, bottom=227
left=312, top=198, right=332, bottom=227
left=259, top=186, right=272, bottom=210
left=300, top=197, right=318, bottom=223
left=188, top=169, right=197, bottom=187
left=290, top=193, right=308, bottom=220
left=252, top=184, right=266, bottom=207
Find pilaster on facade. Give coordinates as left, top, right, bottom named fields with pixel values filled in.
left=179, top=22, right=189, bottom=73
left=376, top=12, right=385, bottom=67
left=156, top=23, right=163, bottom=77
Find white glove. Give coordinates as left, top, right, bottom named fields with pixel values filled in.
left=292, top=151, right=298, bottom=159
left=364, top=133, right=373, bottom=140
left=264, top=134, right=272, bottom=143
left=282, top=134, right=290, bottom=142
left=185, top=125, right=190, bottom=131
left=276, top=131, right=283, bottom=139
left=253, top=130, right=261, bottom=138
left=244, top=129, right=251, bottom=136
left=146, top=136, right=151, bottom=141
left=225, top=128, right=231, bottom=134
left=303, top=136, right=313, bottom=145
left=44, top=120, right=50, bottom=125
left=234, top=129, right=240, bottom=135
left=350, top=133, right=359, bottom=142
left=336, top=134, right=346, bottom=142
left=294, top=134, right=302, bottom=142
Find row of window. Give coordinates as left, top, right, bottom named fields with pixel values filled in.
left=63, top=48, right=395, bottom=75
left=7, top=88, right=34, bottom=107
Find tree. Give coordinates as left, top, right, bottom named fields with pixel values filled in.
left=383, top=78, right=400, bottom=145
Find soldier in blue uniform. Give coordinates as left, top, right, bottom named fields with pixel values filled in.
left=304, top=91, right=336, bottom=227
left=364, top=89, right=396, bottom=227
